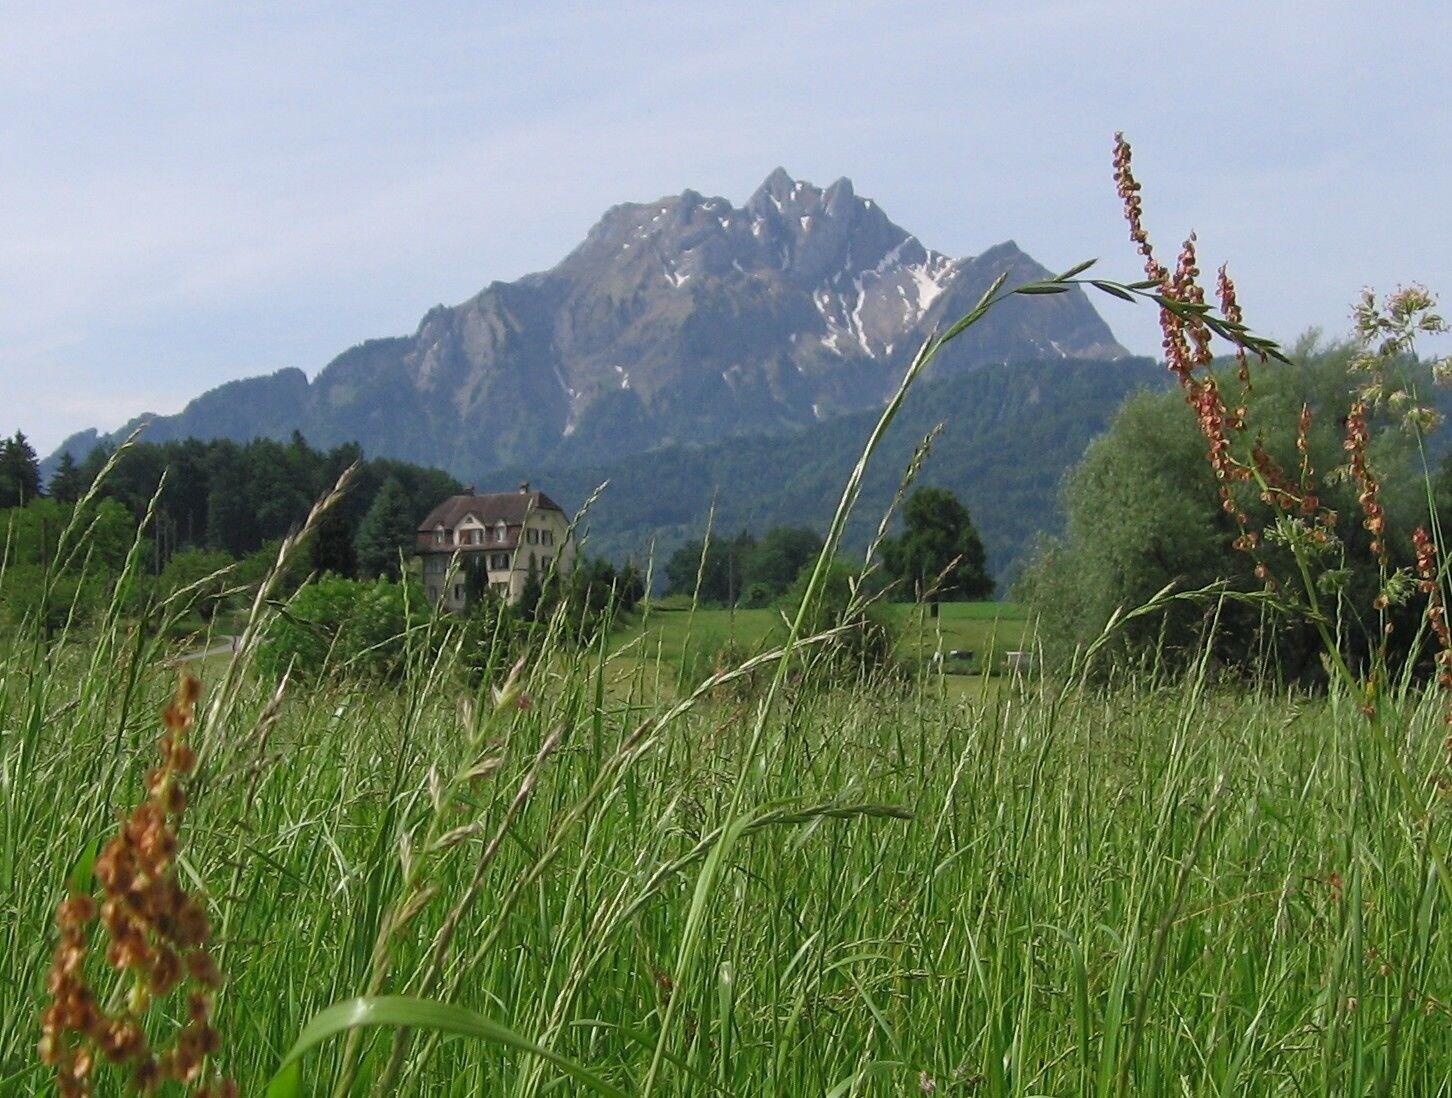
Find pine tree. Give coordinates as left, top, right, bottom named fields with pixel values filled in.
left=48, top=452, right=85, bottom=504
left=354, top=477, right=417, bottom=580
left=518, top=563, right=544, bottom=621
left=0, top=432, right=43, bottom=508
left=311, top=504, right=358, bottom=578
left=204, top=484, right=257, bottom=558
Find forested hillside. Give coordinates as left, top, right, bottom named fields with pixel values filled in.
left=490, top=356, right=1164, bottom=584
left=61, top=433, right=460, bottom=573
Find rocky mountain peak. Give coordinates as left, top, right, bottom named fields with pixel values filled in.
left=51, top=170, right=1128, bottom=479
left=746, top=166, right=796, bottom=210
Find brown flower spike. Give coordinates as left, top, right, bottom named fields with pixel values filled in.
left=1413, top=527, right=1452, bottom=727
left=1114, top=135, right=1264, bottom=559
left=1113, top=134, right=1338, bottom=585
left=1344, top=400, right=1388, bottom=565
left=39, top=675, right=235, bottom=1096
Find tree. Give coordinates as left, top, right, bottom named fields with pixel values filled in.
left=664, top=540, right=706, bottom=598
left=880, top=488, right=992, bottom=612
left=204, top=483, right=257, bottom=558
left=616, top=562, right=646, bottom=610
left=354, top=477, right=417, bottom=579
left=0, top=432, right=43, bottom=508
left=782, top=557, right=896, bottom=676
left=744, top=526, right=823, bottom=602
left=0, top=498, right=137, bottom=630
left=1018, top=338, right=1426, bottom=677
left=663, top=531, right=755, bottom=605
left=234, top=538, right=311, bottom=601
left=568, top=556, right=645, bottom=623
left=157, top=548, right=235, bottom=621
left=48, top=452, right=86, bottom=504
left=311, top=503, right=358, bottom=578
left=518, top=562, right=544, bottom=621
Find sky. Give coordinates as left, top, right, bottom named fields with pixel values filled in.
left=2, top=1, right=1449, bottom=454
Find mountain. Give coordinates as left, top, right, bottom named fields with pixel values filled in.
left=51, top=169, right=1127, bottom=477
left=488, top=356, right=1166, bottom=586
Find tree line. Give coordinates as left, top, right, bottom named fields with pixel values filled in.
left=661, top=487, right=992, bottom=610
left=3, top=423, right=997, bottom=654
left=13, top=432, right=457, bottom=575
left=0, top=431, right=460, bottom=632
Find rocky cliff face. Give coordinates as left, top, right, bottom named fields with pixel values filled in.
left=53, top=170, right=1126, bottom=477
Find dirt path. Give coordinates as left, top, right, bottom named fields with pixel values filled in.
left=169, top=635, right=239, bottom=665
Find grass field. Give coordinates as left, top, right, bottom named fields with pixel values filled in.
left=608, top=601, right=1031, bottom=698
left=3, top=586, right=1449, bottom=1094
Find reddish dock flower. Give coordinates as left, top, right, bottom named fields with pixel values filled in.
left=39, top=675, right=233, bottom=1095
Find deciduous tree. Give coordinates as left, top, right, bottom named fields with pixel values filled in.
left=880, top=487, right=992, bottom=611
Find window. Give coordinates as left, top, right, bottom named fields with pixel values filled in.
left=543, top=530, right=554, bottom=547
left=527, top=528, right=538, bottom=545
left=453, top=583, right=463, bottom=601
left=426, top=585, right=438, bottom=601
left=542, top=556, right=552, bottom=572
left=470, top=529, right=482, bottom=546
left=433, top=525, right=446, bottom=546
left=495, top=522, right=507, bottom=542
left=491, top=552, right=509, bottom=571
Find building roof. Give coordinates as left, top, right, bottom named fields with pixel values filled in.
left=416, top=486, right=565, bottom=535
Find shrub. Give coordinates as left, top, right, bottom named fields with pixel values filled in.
left=782, top=558, right=897, bottom=678
left=156, top=548, right=235, bottom=622
left=257, top=575, right=430, bottom=681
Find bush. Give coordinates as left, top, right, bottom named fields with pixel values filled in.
left=454, top=593, right=529, bottom=686
left=156, top=548, right=235, bottom=622
left=257, top=575, right=431, bottom=681
left=782, top=558, right=897, bottom=679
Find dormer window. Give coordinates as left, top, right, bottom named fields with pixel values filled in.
left=495, top=522, right=507, bottom=542
left=434, top=524, right=447, bottom=546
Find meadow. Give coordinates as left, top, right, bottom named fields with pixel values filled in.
left=2, top=582, right=1449, bottom=1094
left=607, top=600, right=1029, bottom=697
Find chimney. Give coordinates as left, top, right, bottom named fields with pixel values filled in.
left=463, top=485, right=475, bottom=496
left=518, top=481, right=530, bottom=494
